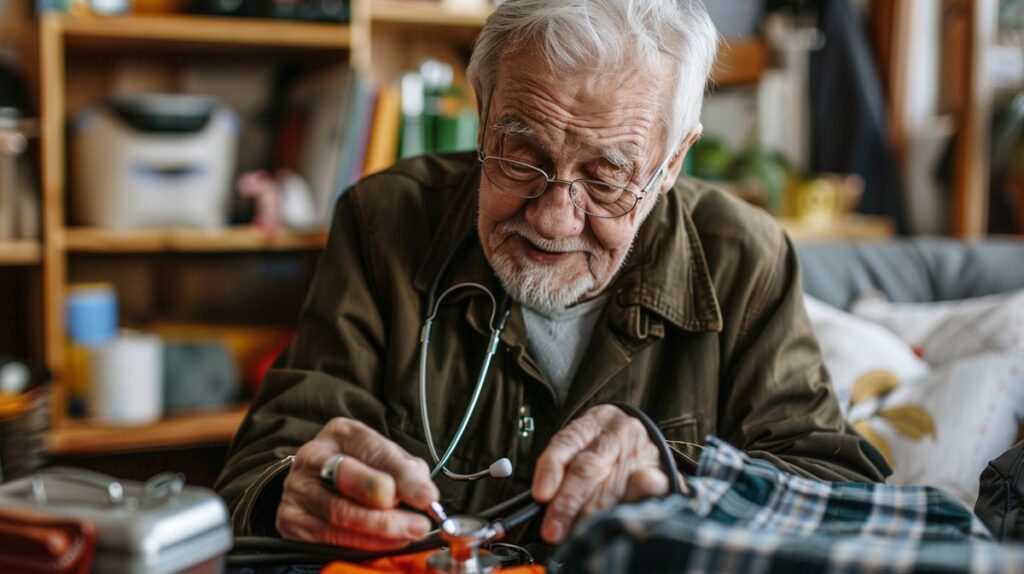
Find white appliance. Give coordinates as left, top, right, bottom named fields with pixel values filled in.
left=72, top=93, right=240, bottom=229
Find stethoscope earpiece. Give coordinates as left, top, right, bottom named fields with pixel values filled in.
left=489, top=458, right=513, bottom=478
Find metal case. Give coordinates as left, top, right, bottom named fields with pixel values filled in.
left=0, top=469, right=232, bottom=574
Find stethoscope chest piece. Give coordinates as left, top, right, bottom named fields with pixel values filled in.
left=427, top=515, right=500, bottom=574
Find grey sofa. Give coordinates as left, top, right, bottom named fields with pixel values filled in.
left=797, top=238, right=1024, bottom=309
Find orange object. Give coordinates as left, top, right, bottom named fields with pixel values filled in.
left=321, top=550, right=546, bottom=574
left=130, top=0, right=183, bottom=13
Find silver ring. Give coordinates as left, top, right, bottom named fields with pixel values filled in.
left=319, top=454, right=345, bottom=491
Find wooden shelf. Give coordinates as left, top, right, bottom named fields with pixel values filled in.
left=0, top=241, right=43, bottom=266
left=366, top=4, right=765, bottom=88
left=370, top=0, right=491, bottom=28
left=780, top=214, right=896, bottom=242
left=62, top=226, right=328, bottom=253
left=366, top=3, right=765, bottom=87
left=714, top=39, right=769, bottom=87
left=52, top=13, right=351, bottom=51
left=48, top=405, right=248, bottom=454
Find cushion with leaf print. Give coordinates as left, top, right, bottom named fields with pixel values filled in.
left=851, top=289, right=1024, bottom=366
left=804, top=295, right=930, bottom=417
left=847, top=354, right=1024, bottom=508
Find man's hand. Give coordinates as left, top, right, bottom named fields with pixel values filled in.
left=276, top=418, right=440, bottom=551
left=532, top=405, right=671, bottom=544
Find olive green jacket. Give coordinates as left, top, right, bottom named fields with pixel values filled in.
left=215, top=152, right=890, bottom=537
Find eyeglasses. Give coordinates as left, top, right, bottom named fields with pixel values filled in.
left=477, top=150, right=673, bottom=219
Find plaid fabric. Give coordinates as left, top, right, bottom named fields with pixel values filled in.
left=550, top=437, right=1024, bottom=574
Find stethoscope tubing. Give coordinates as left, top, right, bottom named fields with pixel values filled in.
left=418, top=229, right=513, bottom=482
left=420, top=282, right=510, bottom=480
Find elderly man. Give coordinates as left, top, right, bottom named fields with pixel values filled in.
left=216, top=0, right=888, bottom=552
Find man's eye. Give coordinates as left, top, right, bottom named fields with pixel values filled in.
left=506, top=152, right=542, bottom=167
left=592, top=169, right=630, bottom=187
left=500, top=161, right=540, bottom=180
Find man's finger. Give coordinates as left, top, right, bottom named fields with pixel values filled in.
left=540, top=428, right=626, bottom=544
left=325, top=419, right=438, bottom=509
left=532, top=413, right=604, bottom=501
left=334, top=455, right=398, bottom=509
left=622, top=467, right=670, bottom=503
left=293, top=474, right=432, bottom=540
left=277, top=502, right=416, bottom=551
left=295, top=440, right=399, bottom=509
left=364, top=446, right=437, bottom=510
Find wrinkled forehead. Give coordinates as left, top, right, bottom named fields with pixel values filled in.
left=489, top=49, right=676, bottom=159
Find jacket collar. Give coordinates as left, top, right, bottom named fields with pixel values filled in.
left=412, top=161, right=723, bottom=339
left=609, top=185, right=724, bottom=335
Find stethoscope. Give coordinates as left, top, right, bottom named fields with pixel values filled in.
left=418, top=230, right=515, bottom=482
left=229, top=221, right=689, bottom=570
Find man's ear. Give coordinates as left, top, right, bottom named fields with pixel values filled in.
left=659, top=123, right=703, bottom=195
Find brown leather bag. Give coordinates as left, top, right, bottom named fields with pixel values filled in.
left=0, top=508, right=97, bottom=574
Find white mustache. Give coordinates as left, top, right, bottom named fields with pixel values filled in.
left=495, top=219, right=598, bottom=255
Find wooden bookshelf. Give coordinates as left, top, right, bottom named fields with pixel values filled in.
left=370, top=0, right=491, bottom=28
left=61, top=226, right=328, bottom=253
left=361, top=2, right=767, bottom=88
left=48, top=405, right=248, bottom=454
left=0, top=241, right=42, bottom=266
left=54, top=13, right=351, bottom=51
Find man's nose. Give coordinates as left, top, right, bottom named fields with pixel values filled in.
left=525, top=181, right=585, bottom=240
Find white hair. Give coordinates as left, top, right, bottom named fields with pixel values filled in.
left=467, top=0, right=719, bottom=153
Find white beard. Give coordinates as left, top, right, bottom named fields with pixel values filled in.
left=487, top=218, right=600, bottom=315
left=490, top=249, right=596, bottom=316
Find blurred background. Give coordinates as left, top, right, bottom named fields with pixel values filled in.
left=0, top=0, right=1017, bottom=486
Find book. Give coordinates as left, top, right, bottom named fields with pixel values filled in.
left=291, top=63, right=352, bottom=225
left=399, top=71, right=426, bottom=160
left=332, top=74, right=375, bottom=200
left=347, top=83, right=378, bottom=188
left=363, top=83, right=401, bottom=176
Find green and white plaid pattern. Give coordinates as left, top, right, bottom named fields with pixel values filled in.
left=551, top=437, right=1024, bottom=573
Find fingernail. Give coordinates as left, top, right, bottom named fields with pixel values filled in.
left=408, top=517, right=431, bottom=539
left=415, top=486, right=438, bottom=507
left=535, top=477, right=555, bottom=500
left=543, top=520, right=564, bottom=543
left=366, top=475, right=397, bottom=507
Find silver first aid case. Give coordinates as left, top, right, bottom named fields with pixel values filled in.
left=0, top=468, right=232, bottom=574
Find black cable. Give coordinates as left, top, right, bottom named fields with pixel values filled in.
left=609, top=402, right=684, bottom=496
left=226, top=553, right=332, bottom=568
left=477, top=489, right=533, bottom=520
left=229, top=533, right=443, bottom=568
left=493, top=501, right=543, bottom=538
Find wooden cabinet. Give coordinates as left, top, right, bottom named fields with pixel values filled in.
left=37, top=12, right=350, bottom=455
left=23, top=1, right=769, bottom=455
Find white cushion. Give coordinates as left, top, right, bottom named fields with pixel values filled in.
left=852, top=289, right=1024, bottom=366
left=847, top=354, right=1024, bottom=508
left=804, top=296, right=929, bottom=417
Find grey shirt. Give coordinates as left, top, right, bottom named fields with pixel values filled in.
left=521, top=295, right=609, bottom=405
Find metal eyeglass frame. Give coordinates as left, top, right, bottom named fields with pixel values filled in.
left=476, top=149, right=675, bottom=218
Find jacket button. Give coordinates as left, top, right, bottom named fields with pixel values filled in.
left=518, top=406, right=535, bottom=438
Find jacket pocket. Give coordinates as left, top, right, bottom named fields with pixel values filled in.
left=233, top=452, right=295, bottom=536
left=657, top=414, right=702, bottom=474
